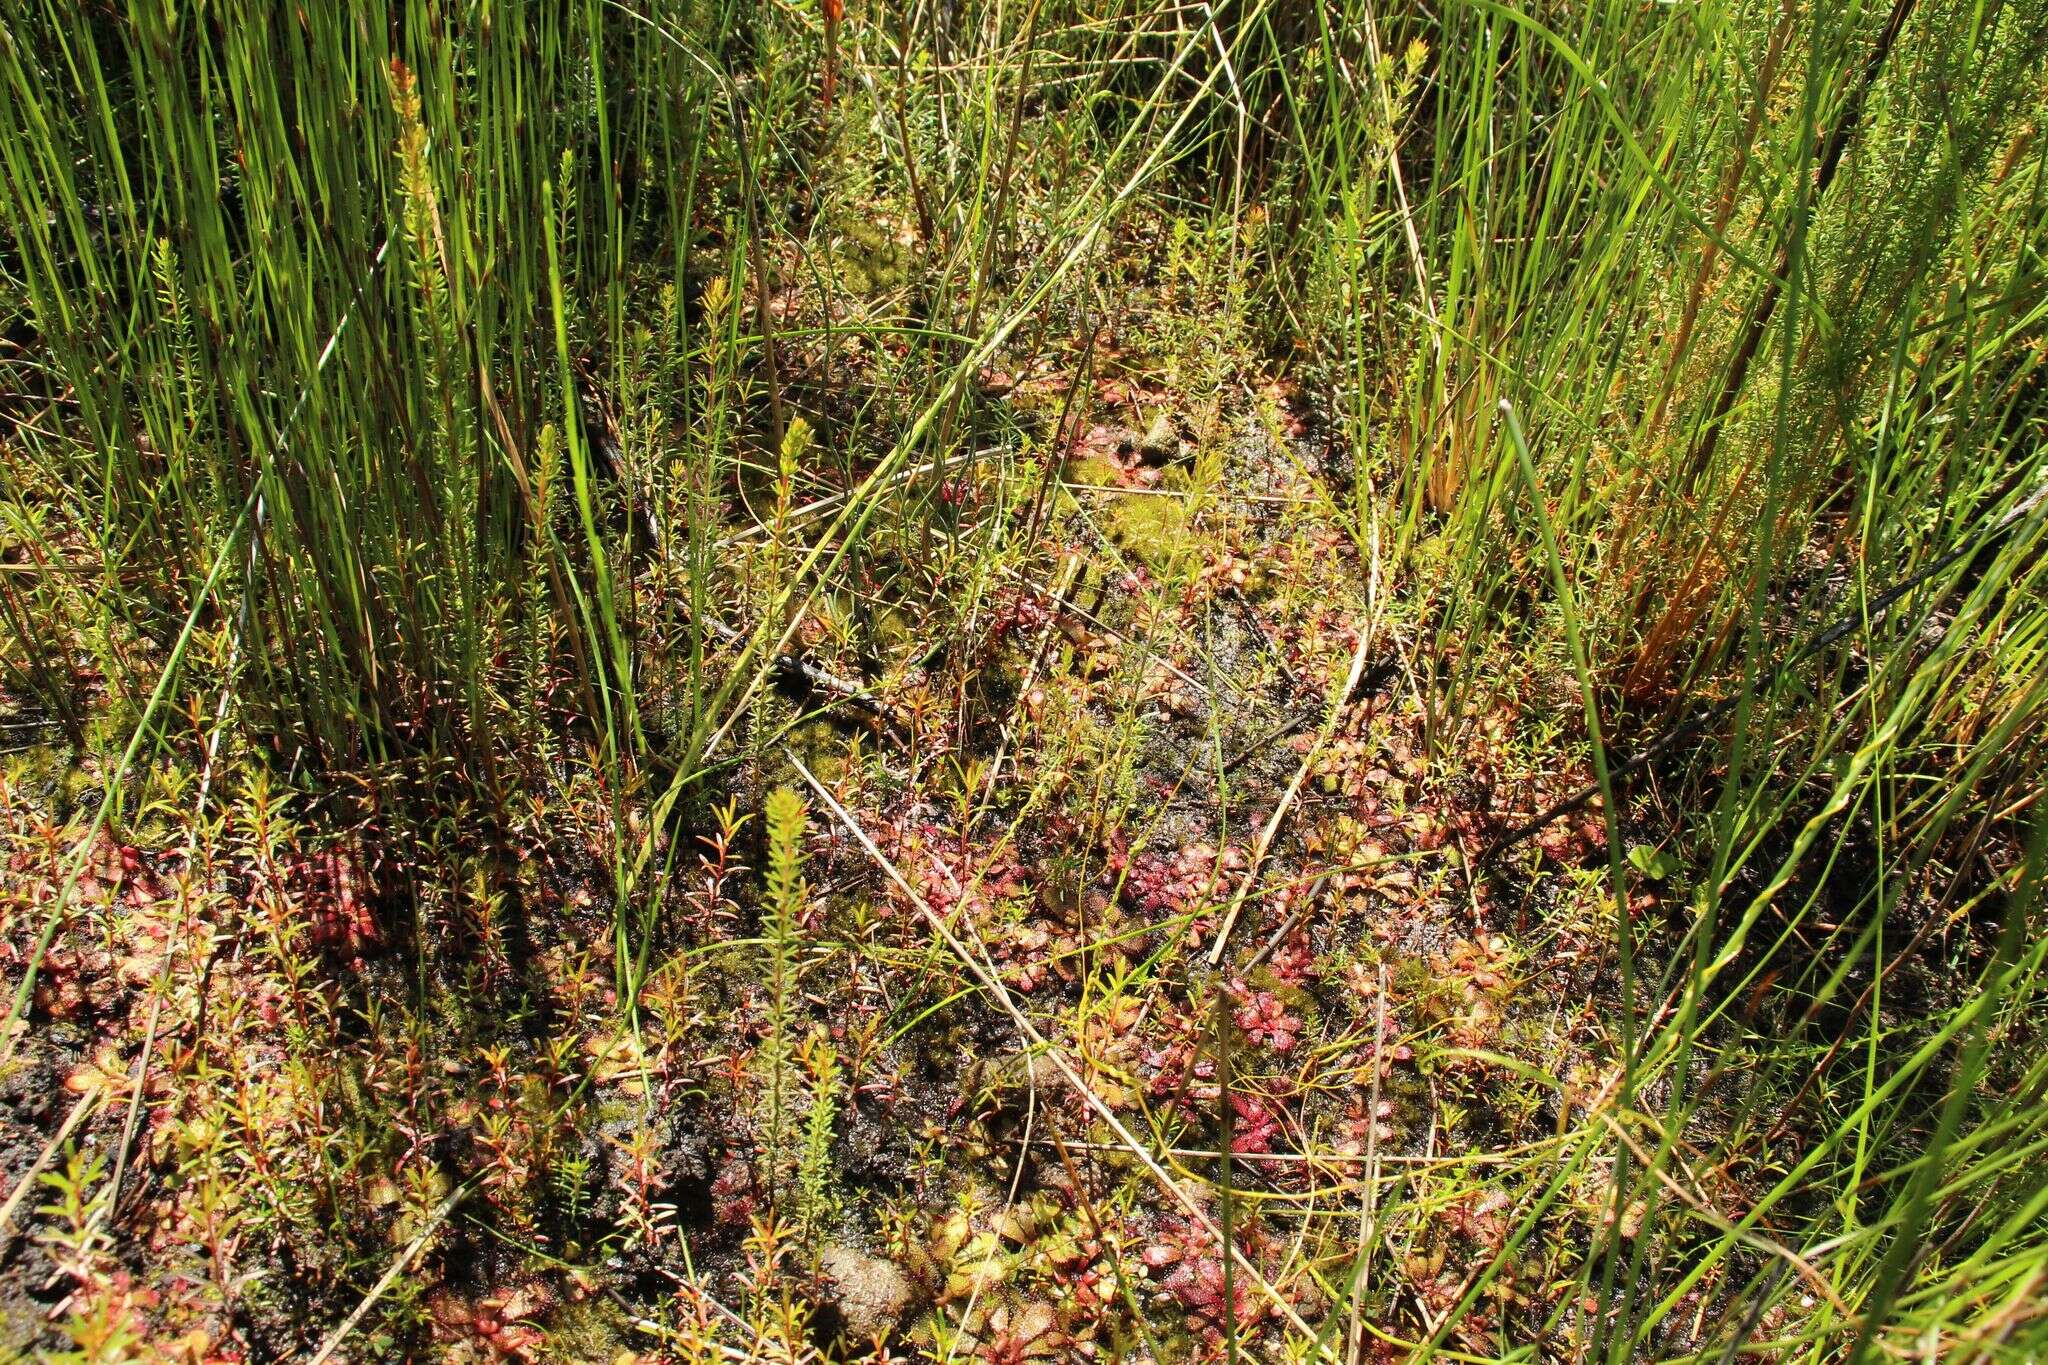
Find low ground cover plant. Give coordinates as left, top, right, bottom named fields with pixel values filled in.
left=1, top=0, right=2045, bottom=1360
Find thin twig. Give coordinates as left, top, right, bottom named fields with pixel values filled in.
left=974, top=552, right=1082, bottom=821
left=988, top=1136, right=1559, bottom=1171
left=1207, top=628, right=1373, bottom=965
left=997, top=562, right=1239, bottom=700
left=786, top=750, right=1317, bottom=1340
left=106, top=642, right=240, bottom=1216
left=717, top=450, right=986, bottom=548
left=307, top=1177, right=476, bottom=1365
left=1349, top=963, right=1389, bottom=1365
left=0, top=1091, right=101, bottom=1243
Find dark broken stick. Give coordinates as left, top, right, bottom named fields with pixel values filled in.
left=687, top=603, right=908, bottom=735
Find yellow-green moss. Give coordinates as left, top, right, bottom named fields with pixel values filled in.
left=789, top=715, right=849, bottom=785
left=541, top=1293, right=634, bottom=1363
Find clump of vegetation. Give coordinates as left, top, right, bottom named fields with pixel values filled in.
left=1, top=0, right=2045, bottom=1361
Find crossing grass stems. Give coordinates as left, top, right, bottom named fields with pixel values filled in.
left=2, top=0, right=2046, bottom=1358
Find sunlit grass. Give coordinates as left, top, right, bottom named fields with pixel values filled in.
left=2, top=0, right=2044, bottom=1359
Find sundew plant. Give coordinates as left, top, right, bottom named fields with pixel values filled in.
left=1, top=1, right=2045, bottom=1361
